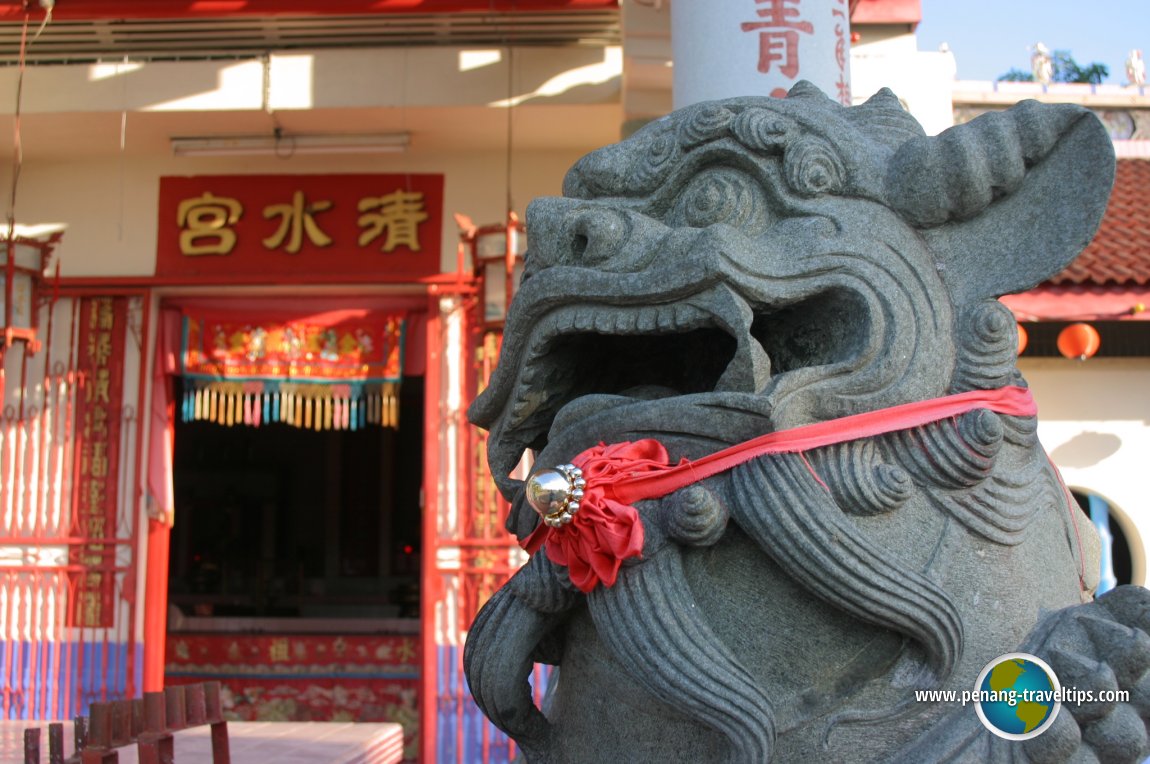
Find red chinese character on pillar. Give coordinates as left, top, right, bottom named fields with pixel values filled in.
left=740, top=0, right=814, bottom=79
left=833, top=0, right=851, bottom=104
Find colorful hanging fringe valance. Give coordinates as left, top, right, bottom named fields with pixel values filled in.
left=179, top=309, right=405, bottom=430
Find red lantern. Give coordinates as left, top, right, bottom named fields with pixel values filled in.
left=1057, top=323, right=1100, bottom=360
left=1016, top=323, right=1028, bottom=355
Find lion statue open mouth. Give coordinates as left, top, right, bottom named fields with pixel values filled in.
left=464, top=83, right=1150, bottom=763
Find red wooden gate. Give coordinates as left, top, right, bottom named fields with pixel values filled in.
left=0, top=293, right=147, bottom=720
left=420, top=269, right=549, bottom=761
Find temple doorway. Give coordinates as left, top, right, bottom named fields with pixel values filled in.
left=168, top=374, right=424, bottom=621
left=158, top=295, right=428, bottom=756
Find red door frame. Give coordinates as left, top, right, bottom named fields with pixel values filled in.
left=142, top=282, right=442, bottom=696
left=53, top=274, right=489, bottom=757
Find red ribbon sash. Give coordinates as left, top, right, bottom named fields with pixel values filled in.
left=523, top=386, right=1037, bottom=592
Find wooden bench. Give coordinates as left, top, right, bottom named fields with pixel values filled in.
left=18, top=682, right=229, bottom=764
left=10, top=683, right=405, bottom=764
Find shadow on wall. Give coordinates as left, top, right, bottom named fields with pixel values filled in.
left=1049, top=431, right=1123, bottom=468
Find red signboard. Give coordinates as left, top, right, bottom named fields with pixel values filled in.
left=71, top=297, right=128, bottom=628
left=156, top=174, right=444, bottom=281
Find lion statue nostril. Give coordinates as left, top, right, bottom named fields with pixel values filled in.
left=566, top=208, right=630, bottom=264
left=571, top=233, right=589, bottom=260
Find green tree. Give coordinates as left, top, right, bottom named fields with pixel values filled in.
left=997, top=50, right=1109, bottom=84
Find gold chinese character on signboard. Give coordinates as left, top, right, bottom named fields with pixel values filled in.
left=357, top=190, right=428, bottom=252
left=262, top=190, right=333, bottom=253
left=396, top=638, right=416, bottom=662
left=90, top=441, right=109, bottom=478
left=79, top=441, right=92, bottom=478
left=80, top=591, right=101, bottom=626
left=177, top=193, right=244, bottom=256
left=91, top=406, right=108, bottom=437
left=97, top=300, right=114, bottom=330
left=268, top=638, right=290, bottom=662
left=88, top=331, right=112, bottom=366
left=86, top=369, right=111, bottom=404
left=87, top=299, right=114, bottom=330
left=88, top=481, right=105, bottom=512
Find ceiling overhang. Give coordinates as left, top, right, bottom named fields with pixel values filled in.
left=1003, top=287, right=1150, bottom=323
left=0, top=5, right=620, bottom=64
left=0, top=1, right=618, bottom=21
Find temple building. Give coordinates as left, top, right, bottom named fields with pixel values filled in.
left=0, top=1, right=1145, bottom=762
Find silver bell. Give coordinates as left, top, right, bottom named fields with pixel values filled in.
left=526, top=468, right=574, bottom=516
left=525, top=463, right=584, bottom=526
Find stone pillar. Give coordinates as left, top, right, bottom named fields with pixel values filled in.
left=672, top=0, right=851, bottom=108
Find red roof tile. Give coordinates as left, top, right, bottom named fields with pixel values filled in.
left=1051, top=158, right=1150, bottom=287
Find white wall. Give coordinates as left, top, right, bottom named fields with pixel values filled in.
left=0, top=47, right=621, bottom=115
left=0, top=44, right=625, bottom=278
left=2, top=148, right=593, bottom=278
left=851, top=35, right=957, bottom=135
left=1022, top=357, right=1150, bottom=584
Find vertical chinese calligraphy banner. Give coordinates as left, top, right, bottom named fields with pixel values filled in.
left=156, top=174, right=444, bottom=280
left=71, top=297, right=128, bottom=628
left=673, top=0, right=852, bottom=107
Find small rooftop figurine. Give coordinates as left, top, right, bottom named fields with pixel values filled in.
left=1031, top=42, right=1054, bottom=85
left=1128, top=49, right=1146, bottom=87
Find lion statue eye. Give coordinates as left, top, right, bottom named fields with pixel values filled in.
left=669, top=167, right=772, bottom=232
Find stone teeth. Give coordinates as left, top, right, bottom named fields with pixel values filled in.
left=594, top=312, right=615, bottom=332
left=573, top=310, right=594, bottom=331
left=673, top=303, right=701, bottom=327
left=637, top=309, right=657, bottom=332
left=556, top=310, right=577, bottom=333
left=656, top=306, right=677, bottom=331
left=508, top=388, right=549, bottom=428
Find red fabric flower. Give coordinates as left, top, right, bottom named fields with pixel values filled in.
left=526, top=440, right=673, bottom=592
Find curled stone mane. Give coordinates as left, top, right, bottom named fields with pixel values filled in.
left=728, top=451, right=963, bottom=683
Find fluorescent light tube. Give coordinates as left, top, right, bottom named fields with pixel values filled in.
left=171, top=132, right=410, bottom=157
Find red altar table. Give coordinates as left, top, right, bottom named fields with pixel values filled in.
left=165, top=633, right=419, bottom=760
left=2, top=720, right=405, bottom=764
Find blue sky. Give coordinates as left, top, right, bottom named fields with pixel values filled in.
left=916, top=0, right=1147, bottom=84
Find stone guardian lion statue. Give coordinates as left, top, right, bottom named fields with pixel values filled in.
left=464, top=82, right=1150, bottom=763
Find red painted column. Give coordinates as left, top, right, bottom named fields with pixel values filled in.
left=142, top=519, right=171, bottom=692
left=420, top=292, right=443, bottom=764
